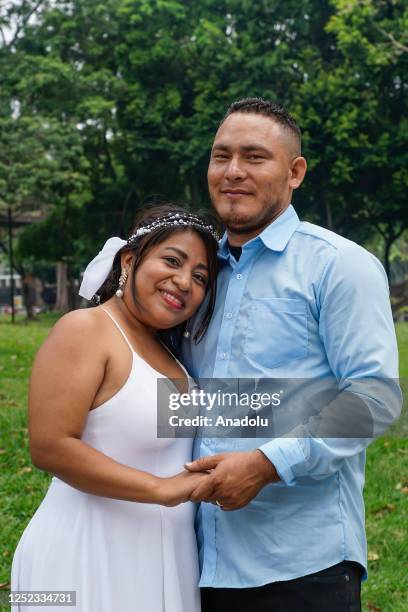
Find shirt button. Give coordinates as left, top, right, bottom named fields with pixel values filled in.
left=225, top=312, right=233, bottom=319
left=220, top=352, right=227, bottom=360
left=236, top=273, right=243, bottom=280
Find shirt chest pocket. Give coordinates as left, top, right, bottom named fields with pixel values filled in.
left=243, top=298, right=308, bottom=368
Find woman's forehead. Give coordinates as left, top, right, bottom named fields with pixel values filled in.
left=150, top=230, right=208, bottom=259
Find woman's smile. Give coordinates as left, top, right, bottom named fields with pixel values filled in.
left=158, top=288, right=185, bottom=311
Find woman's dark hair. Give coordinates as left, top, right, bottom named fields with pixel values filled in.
left=97, top=203, right=219, bottom=343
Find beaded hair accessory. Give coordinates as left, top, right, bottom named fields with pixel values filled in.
left=79, top=211, right=218, bottom=300
left=127, top=212, right=219, bottom=245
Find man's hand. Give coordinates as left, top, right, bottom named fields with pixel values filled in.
left=185, top=450, right=280, bottom=511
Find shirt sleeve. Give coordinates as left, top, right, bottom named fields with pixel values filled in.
left=259, top=243, right=402, bottom=485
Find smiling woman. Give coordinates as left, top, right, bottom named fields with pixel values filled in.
left=97, top=205, right=219, bottom=343
left=11, top=204, right=219, bottom=612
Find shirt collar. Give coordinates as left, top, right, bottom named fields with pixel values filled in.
left=218, top=204, right=300, bottom=261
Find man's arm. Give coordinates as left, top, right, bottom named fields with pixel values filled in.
left=254, top=244, right=401, bottom=485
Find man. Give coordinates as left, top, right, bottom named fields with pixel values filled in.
left=181, top=98, right=401, bottom=611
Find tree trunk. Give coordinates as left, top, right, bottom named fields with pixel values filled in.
left=384, top=238, right=392, bottom=282
left=325, top=199, right=334, bottom=231
left=7, top=206, right=15, bottom=323
left=55, top=261, right=69, bottom=312
left=382, top=223, right=408, bottom=282
left=22, top=275, right=36, bottom=320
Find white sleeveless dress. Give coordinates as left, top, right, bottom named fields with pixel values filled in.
left=11, top=309, right=201, bottom=612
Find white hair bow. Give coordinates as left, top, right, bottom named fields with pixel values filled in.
left=79, top=237, right=127, bottom=300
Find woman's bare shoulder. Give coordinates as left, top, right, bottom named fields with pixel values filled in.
left=40, top=308, right=109, bottom=355
left=51, top=307, right=104, bottom=334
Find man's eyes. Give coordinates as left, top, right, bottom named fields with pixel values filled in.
left=212, top=153, right=265, bottom=161
left=247, top=154, right=265, bottom=161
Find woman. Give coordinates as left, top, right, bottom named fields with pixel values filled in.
left=11, top=205, right=219, bottom=612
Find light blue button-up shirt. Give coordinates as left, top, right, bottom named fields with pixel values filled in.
left=181, top=204, right=401, bottom=588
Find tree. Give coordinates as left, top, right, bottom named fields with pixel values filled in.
left=1, top=0, right=406, bottom=291
left=325, top=0, right=407, bottom=277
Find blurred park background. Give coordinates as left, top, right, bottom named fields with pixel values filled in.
left=0, top=1, right=407, bottom=610
left=0, top=0, right=407, bottom=314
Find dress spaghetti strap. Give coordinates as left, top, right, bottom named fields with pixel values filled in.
left=100, top=307, right=135, bottom=353
left=100, top=306, right=191, bottom=383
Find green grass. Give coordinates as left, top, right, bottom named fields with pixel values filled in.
left=396, top=322, right=408, bottom=379
left=0, top=313, right=60, bottom=596
left=0, top=314, right=407, bottom=610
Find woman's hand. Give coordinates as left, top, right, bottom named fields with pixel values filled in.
left=157, top=470, right=211, bottom=507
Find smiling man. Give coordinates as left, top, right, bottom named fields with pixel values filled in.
left=182, top=98, right=401, bottom=612
left=209, top=106, right=304, bottom=241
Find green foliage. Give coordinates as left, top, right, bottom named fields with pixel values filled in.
left=0, top=0, right=406, bottom=274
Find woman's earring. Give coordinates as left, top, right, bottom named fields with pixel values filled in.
left=183, top=320, right=191, bottom=339
left=116, top=268, right=128, bottom=298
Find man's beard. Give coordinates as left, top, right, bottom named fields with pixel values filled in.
left=215, top=197, right=284, bottom=236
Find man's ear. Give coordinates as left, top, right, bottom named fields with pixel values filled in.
left=289, top=156, right=307, bottom=190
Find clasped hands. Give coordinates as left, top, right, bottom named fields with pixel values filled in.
left=184, top=450, right=280, bottom=511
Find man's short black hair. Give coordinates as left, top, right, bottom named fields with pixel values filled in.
left=223, top=97, right=301, bottom=154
